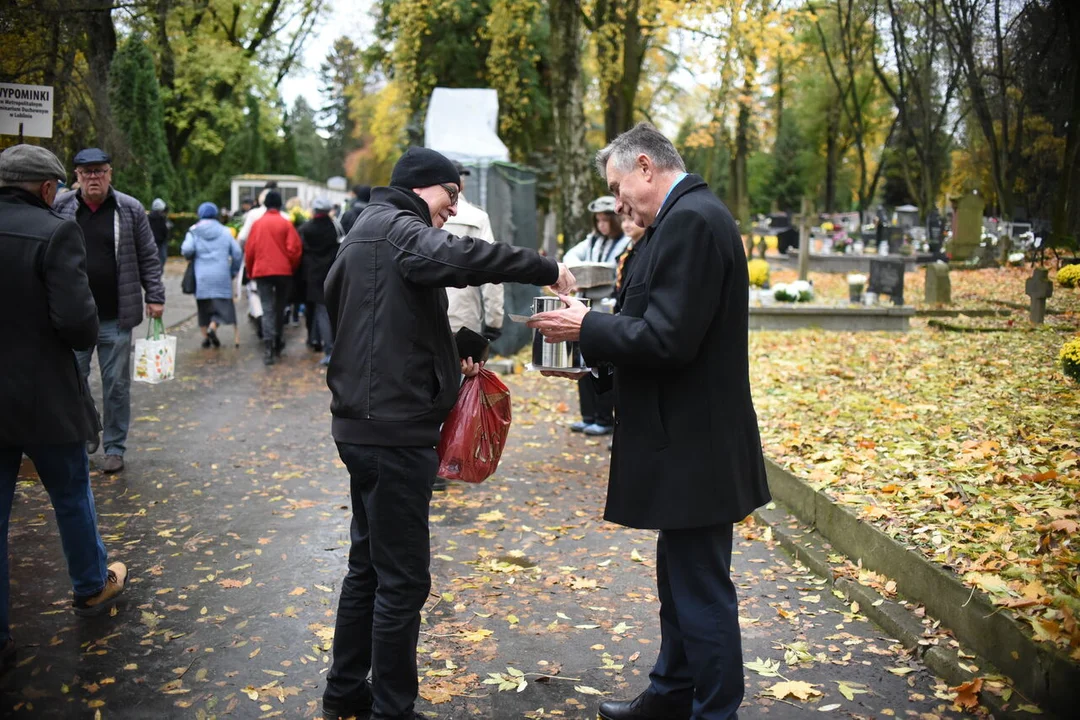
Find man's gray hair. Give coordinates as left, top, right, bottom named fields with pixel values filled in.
left=595, top=122, right=686, bottom=178
left=0, top=179, right=45, bottom=194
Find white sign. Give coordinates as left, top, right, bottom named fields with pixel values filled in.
left=0, top=83, right=54, bottom=138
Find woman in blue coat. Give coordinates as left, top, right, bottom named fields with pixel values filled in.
left=181, top=203, right=243, bottom=348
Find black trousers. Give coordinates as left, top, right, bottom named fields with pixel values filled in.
left=577, top=375, right=614, bottom=426
left=647, top=524, right=743, bottom=719
left=256, top=276, right=291, bottom=345
left=325, top=443, right=435, bottom=720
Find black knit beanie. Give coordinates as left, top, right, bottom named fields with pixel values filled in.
left=263, top=190, right=282, bottom=209
left=390, top=147, right=460, bottom=190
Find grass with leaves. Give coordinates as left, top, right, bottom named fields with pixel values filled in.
left=749, top=267, right=1080, bottom=654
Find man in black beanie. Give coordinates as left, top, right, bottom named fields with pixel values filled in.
left=321, top=148, right=575, bottom=720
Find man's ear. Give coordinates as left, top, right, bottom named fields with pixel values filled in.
left=637, top=154, right=653, bottom=180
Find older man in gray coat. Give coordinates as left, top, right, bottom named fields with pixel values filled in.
left=53, top=148, right=166, bottom=474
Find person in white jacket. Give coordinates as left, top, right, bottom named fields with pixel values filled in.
left=442, top=162, right=504, bottom=342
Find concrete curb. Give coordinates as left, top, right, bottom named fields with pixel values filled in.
left=755, top=503, right=1022, bottom=720
left=760, top=459, right=1076, bottom=717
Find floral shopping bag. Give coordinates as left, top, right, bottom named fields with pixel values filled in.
left=133, top=318, right=177, bottom=384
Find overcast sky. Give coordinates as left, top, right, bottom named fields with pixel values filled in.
left=279, top=2, right=375, bottom=112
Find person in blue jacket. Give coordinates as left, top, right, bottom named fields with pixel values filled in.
left=181, top=202, right=243, bottom=348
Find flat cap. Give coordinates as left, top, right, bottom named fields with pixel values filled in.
left=312, top=196, right=332, bottom=212
left=0, top=144, right=67, bottom=183
left=73, top=147, right=111, bottom=166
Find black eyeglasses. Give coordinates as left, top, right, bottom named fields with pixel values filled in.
left=439, top=183, right=459, bottom=206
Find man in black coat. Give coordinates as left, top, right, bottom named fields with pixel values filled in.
left=0, top=145, right=129, bottom=670
left=321, top=147, right=575, bottom=720
left=529, top=123, right=771, bottom=720
left=298, top=197, right=340, bottom=365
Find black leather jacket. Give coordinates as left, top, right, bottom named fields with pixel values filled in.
left=324, top=186, right=557, bottom=447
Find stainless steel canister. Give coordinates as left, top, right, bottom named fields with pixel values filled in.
left=531, top=296, right=591, bottom=369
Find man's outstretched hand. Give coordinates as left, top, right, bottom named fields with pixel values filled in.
left=526, top=294, right=589, bottom=344
left=551, top=264, right=577, bottom=295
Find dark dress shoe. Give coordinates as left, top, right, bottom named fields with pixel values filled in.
left=322, top=696, right=372, bottom=719
left=598, top=689, right=692, bottom=720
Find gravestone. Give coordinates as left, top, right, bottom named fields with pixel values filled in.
left=997, top=233, right=1013, bottom=265
left=1025, top=268, right=1053, bottom=324
left=924, top=262, right=951, bottom=305
left=869, top=258, right=906, bottom=306
left=888, top=226, right=905, bottom=254
left=952, top=192, right=984, bottom=261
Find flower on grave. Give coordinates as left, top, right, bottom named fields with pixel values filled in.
left=773, top=280, right=814, bottom=303
left=1059, top=337, right=1080, bottom=382
left=1056, top=264, right=1080, bottom=289
left=747, top=259, right=770, bottom=288
left=1007, top=252, right=1026, bottom=266
left=847, top=273, right=867, bottom=287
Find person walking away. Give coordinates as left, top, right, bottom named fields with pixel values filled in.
left=321, top=147, right=576, bottom=720
left=443, top=161, right=504, bottom=343
left=338, top=184, right=370, bottom=234
left=298, top=197, right=339, bottom=366
left=563, top=196, right=630, bottom=437
left=284, top=197, right=310, bottom=332
left=0, top=145, right=130, bottom=671
left=149, top=197, right=171, bottom=270
left=244, top=190, right=302, bottom=365
left=237, top=184, right=276, bottom=338
left=181, top=202, right=243, bottom=348
left=53, top=148, right=166, bottom=475
left=528, top=123, right=771, bottom=720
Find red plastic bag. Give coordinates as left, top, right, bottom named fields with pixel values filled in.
left=436, top=368, right=512, bottom=483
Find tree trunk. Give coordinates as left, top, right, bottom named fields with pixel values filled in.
left=825, top=104, right=839, bottom=213
left=1052, top=3, right=1080, bottom=244
left=549, top=0, right=594, bottom=248
left=775, top=54, right=784, bottom=146
left=83, top=6, right=118, bottom=148
left=731, top=90, right=751, bottom=228
left=619, top=0, right=647, bottom=137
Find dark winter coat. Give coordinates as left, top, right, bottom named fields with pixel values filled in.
left=324, top=186, right=558, bottom=448
left=299, top=214, right=339, bottom=305
left=148, top=209, right=169, bottom=249
left=0, top=187, right=101, bottom=445
left=579, top=174, right=771, bottom=530
left=53, top=187, right=166, bottom=330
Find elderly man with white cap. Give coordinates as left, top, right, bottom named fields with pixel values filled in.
left=0, top=145, right=130, bottom=671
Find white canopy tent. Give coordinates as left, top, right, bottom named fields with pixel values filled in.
left=423, top=88, right=509, bottom=209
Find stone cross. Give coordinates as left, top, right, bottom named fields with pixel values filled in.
left=1025, top=268, right=1053, bottom=324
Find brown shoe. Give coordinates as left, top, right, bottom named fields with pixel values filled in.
left=102, top=455, right=124, bottom=473
left=73, top=562, right=128, bottom=616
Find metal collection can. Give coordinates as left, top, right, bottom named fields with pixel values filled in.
left=531, top=296, right=591, bottom=370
